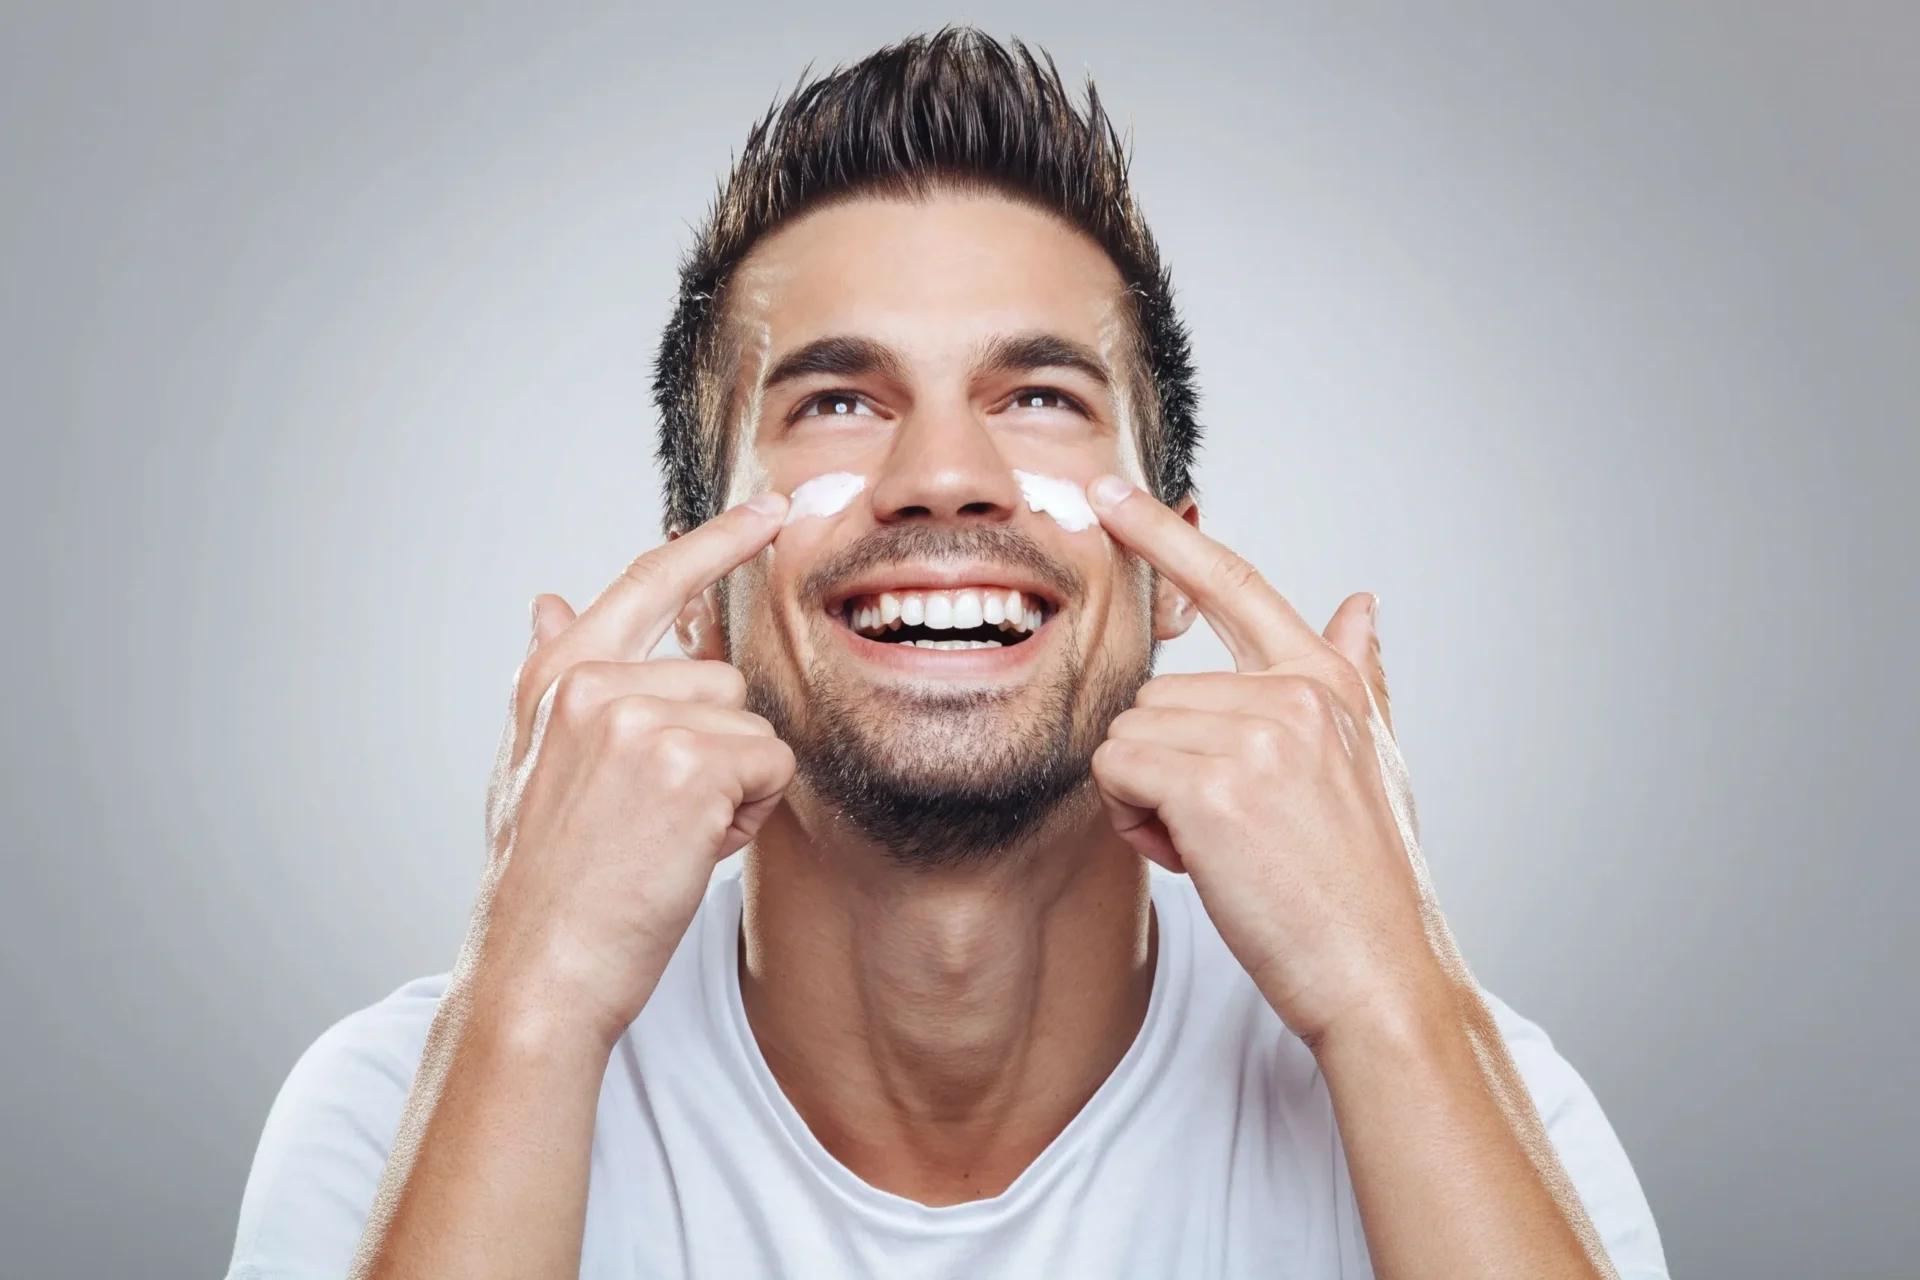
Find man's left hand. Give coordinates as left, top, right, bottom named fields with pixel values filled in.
left=1086, top=474, right=1450, bottom=1051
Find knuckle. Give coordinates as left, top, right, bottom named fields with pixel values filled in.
left=550, top=665, right=601, bottom=725
left=601, top=695, right=661, bottom=747
left=1208, top=552, right=1265, bottom=599
left=643, top=723, right=706, bottom=787
left=619, top=551, right=669, bottom=595
left=1273, top=675, right=1336, bottom=730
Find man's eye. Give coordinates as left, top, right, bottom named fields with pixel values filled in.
left=798, top=393, right=875, bottom=418
left=1006, top=389, right=1078, bottom=413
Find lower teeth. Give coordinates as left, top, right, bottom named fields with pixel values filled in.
left=906, top=638, right=1003, bottom=650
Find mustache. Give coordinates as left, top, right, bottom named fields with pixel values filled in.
left=797, top=524, right=1082, bottom=605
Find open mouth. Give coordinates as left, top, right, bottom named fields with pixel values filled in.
left=837, top=587, right=1052, bottom=650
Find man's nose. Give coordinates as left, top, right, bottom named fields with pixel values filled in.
left=868, top=401, right=1021, bottom=524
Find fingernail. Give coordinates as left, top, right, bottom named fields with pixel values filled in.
left=1089, top=474, right=1134, bottom=509
left=744, top=491, right=787, bottom=517
left=1367, top=593, right=1381, bottom=639
left=528, top=597, right=541, bottom=633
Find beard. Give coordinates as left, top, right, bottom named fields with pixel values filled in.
left=736, top=526, right=1154, bottom=869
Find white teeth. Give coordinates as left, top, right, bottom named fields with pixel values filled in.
left=845, top=588, right=1046, bottom=639
left=908, top=638, right=1003, bottom=650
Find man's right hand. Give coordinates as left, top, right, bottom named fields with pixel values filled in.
left=349, top=493, right=793, bottom=1280
left=468, top=490, right=794, bottom=1051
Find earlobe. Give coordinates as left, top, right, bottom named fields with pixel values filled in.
left=1150, top=496, right=1203, bottom=641
left=1152, top=582, right=1198, bottom=641
left=662, top=526, right=727, bottom=660
left=675, top=589, right=727, bottom=660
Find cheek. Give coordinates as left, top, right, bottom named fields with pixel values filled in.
left=1094, top=555, right=1156, bottom=646
left=720, top=557, right=782, bottom=654
left=1012, top=469, right=1097, bottom=533
left=782, top=471, right=866, bottom=525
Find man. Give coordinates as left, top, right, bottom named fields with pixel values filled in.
left=229, top=29, right=1667, bottom=1280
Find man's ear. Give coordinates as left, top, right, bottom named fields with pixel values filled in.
left=675, top=588, right=726, bottom=659
left=666, top=528, right=729, bottom=660
left=1150, top=496, right=1201, bottom=642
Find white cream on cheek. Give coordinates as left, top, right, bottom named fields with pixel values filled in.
left=1013, top=470, right=1098, bottom=533
left=782, top=471, right=867, bottom=525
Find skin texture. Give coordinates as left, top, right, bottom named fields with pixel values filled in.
left=350, top=194, right=1614, bottom=1279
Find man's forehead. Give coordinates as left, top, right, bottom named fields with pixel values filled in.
left=723, top=192, right=1132, bottom=371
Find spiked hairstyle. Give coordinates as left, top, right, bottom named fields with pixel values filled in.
left=651, top=27, right=1200, bottom=534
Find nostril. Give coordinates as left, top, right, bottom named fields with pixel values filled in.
left=958, top=501, right=998, bottom=516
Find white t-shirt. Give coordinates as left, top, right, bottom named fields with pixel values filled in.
left=228, top=863, right=1668, bottom=1279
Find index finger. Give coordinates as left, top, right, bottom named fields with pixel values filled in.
left=1086, top=474, right=1324, bottom=673
left=567, top=491, right=788, bottom=661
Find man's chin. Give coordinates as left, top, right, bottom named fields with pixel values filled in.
left=743, top=626, right=1151, bottom=868
left=794, top=711, right=1090, bottom=868
left=744, top=675, right=1081, bottom=867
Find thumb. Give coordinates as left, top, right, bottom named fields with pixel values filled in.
left=530, top=593, right=578, bottom=651
left=1323, top=592, right=1391, bottom=735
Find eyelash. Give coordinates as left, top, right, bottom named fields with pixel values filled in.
left=790, top=391, right=875, bottom=421
left=788, top=386, right=1088, bottom=421
left=1004, top=387, right=1088, bottom=415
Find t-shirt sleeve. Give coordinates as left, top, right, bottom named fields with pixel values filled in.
left=226, top=976, right=446, bottom=1280
left=1481, top=989, right=1670, bottom=1279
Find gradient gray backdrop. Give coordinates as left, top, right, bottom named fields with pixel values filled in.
left=3, top=3, right=1915, bottom=1277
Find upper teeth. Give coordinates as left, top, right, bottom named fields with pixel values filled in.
left=847, top=588, right=1046, bottom=637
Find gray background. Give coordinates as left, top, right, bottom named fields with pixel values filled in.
left=2, top=2, right=1914, bottom=1276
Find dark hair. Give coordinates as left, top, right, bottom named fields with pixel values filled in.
left=651, top=27, right=1200, bottom=534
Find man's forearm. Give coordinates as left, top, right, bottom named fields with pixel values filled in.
left=349, top=976, right=614, bottom=1280
left=1314, top=977, right=1616, bottom=1280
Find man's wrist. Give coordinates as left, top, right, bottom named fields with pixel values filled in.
left=1302, top=964, right=1479, bottom=1074
left=463, top=961, right=638, bottom=1070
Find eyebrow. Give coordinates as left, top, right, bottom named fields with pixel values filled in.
left=762, top=335, right=908, bottom=390
left=759, top=331, right=1115, bottom=394
left=973, top=332, right=1112, bottom=389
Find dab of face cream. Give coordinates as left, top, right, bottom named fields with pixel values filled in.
left=782, top=471, right=866, bottom=526
left=1013, top=470, right=1097, bottom=533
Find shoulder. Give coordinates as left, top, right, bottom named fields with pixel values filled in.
left=1477, top=990, right=1670, bottom=1278
left=1150, top=874, right=1668, bottom=1277
left=226, top=976, right=449, bottom=1280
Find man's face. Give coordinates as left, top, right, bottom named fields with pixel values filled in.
left=690, top=192, right=1190, bottom=866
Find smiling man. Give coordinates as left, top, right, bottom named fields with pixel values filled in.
left=228, top=30, right=1666, bottom=1280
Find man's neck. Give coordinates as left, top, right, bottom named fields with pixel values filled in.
left=738, top=788, right=1156, bottom=1206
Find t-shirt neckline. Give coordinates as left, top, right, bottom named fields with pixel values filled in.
left=715, top=868, right=1183, bottom=1232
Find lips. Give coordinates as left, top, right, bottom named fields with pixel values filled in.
left=838, top=586, right=1050, bottom=649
